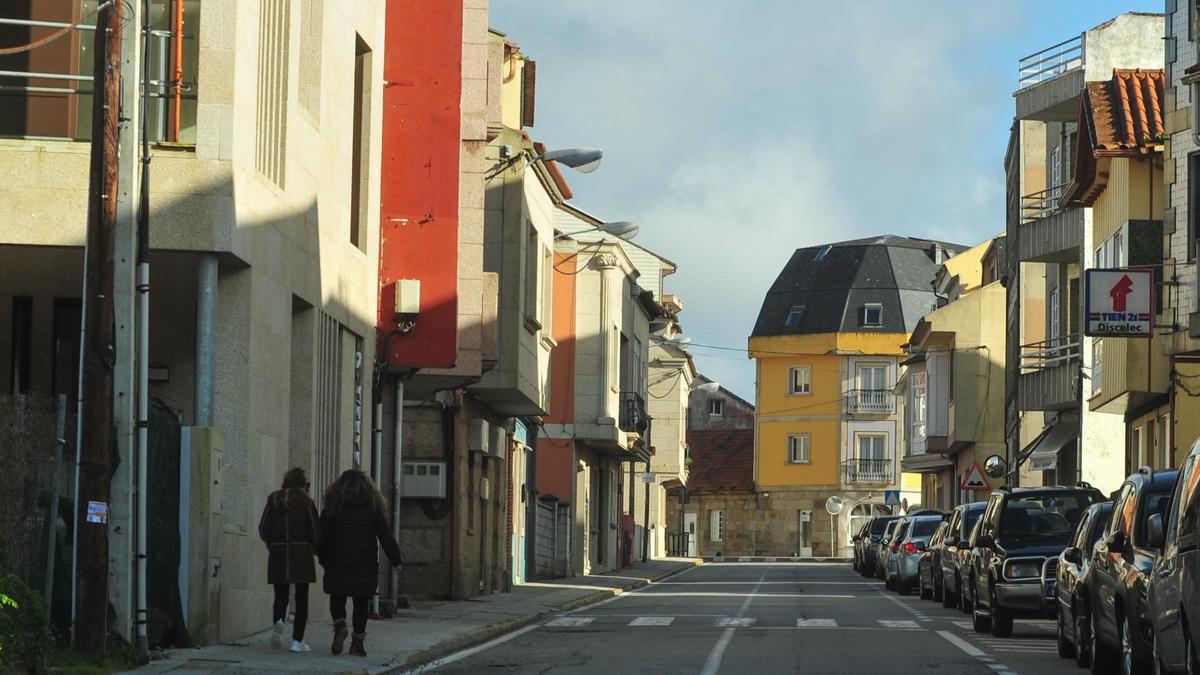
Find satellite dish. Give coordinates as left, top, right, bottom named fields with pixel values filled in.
left=825, top=495, right=844, bottom=515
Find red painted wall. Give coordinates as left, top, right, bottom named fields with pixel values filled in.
left=377, top=1, right=463, bottom=368
left=536, top=251, right=580, bottom=503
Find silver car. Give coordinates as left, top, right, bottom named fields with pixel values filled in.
left=887, top=515, right=944, bottom=595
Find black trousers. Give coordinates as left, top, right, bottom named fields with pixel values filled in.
left=329, top=594, right=369, bottom=634
left=272, top=583, right=309, bottom=641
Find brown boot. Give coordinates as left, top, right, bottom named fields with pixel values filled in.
left=349, top=633, right=366, bottom=657
left=331, top=620, right=348, bottom=655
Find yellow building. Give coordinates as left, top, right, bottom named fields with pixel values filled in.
left=749, top=236, right=966, bottom=556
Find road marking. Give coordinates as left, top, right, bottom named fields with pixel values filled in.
left=629, top=616, right=674, bottom=626
left=545, top=617, right=594, bottom=628
left=636, top=592, right=853, bottom=598
left=878, top=620, right=918, bottom=629
left=797, top=618, right=838, bottom=627
left=401, top=624, right=540, bottom=674
left=937, top=629, right=985, bottom=657
left=716, top=618, right=756, bottom=627
left=653, top=581, right=874, bottom=586
left=700, top=565, right=769, bottom=675
left=951, top=620, right=974, bottom=630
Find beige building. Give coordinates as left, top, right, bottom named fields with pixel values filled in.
left=0, top=0, right=385, bottom=644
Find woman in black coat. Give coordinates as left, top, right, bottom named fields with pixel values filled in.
left=317, top=469, right=402, bottom=657
left=257, top=467, right=320, bottom=652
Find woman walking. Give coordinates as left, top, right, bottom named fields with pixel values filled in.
left=257, top=467, right=321, bottom=653
left=318, top=469, right=402, bottom=657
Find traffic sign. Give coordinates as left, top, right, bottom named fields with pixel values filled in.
left=961, top=463, right=989, bottom=491
left=1085, top=269, right=1154, bottom=338
left=884, top=490, right=900, bottom=506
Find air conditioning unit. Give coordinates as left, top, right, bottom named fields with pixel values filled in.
left=490, top=426, right=508, bottom=458
left=401, top=461, right=446, bottom=499
left=468, top=419, right=489, bottom=454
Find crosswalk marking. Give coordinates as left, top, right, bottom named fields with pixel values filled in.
left=797, top=618, right=838, bottom=627
left=546, top=617, right=593, bottom=627
left=878, top=620, right=919, bottom=629
left=716, top=618, right=756, bottom=627
left=629, top=616, right=674, bottom=626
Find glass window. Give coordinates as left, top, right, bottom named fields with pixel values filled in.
left=1169, top=457, right=1197, bottom=544
left=857, top=434, right=885, bottom=461
left=788, top=434, right=810, bottom=464
left=863, top=304, right=883, bottom=326
left=710, top=509, right=725, bottom=542
left=912, top=519, right=940, bottom=537
left=994, top=493, right=1098, bottom=547
left=858, top=364, right=887, bottom=391
left=708, top=398, right=724, bottom=417
left=1136, top=489, right=1174, bottom=549
left=785, top=305, right=805, bottom=326
left=789, top=366, right=811, bottom=395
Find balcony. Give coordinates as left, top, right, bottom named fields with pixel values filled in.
left=1017, top=185, right=1082, bottom=263
left=1018, top=334, right=1080, bottom=411
left=843, top=389, right=894, bottom=415
left=1015, top=33, right=1085, bottom=121
left=1018, top=34, right=1083, bottom=90
left=619, top=391, right=648, bottom=434
left=843, top=458, right=892, bottom=485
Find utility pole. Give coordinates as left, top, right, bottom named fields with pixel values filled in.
left=76, top=0, right=122, bottom=649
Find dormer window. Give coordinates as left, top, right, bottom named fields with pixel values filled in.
left=862, top=303, right=883, bottom=327
left=814, top=245, right=832, bottom=262
left=784, top=305, right=805, bottom=326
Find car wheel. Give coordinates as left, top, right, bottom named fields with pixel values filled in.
left=933, top=574, right=944, bottom=603
left=1076, top=603, right=1093, bottom=669
left=960, top=576, right=974, bottom=615
left=1119, top=612, right=1150, bottom=675
left=920, top=576, right=932, bottom=600
left=990, top=586, right=1013, bottom=638
left=1059, top=604, right=1077, bottom=659
left=1093, top=609, right=1117, bottom=675
left=1186, top=629, right=1200, bottom=675
left=941, top=578, right=957, bottom=608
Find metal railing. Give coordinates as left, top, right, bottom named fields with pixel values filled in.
left=0, top=10, right=198, bottom=143
left=843, top=389, right=894, bottom=414
left=1018, top=33, right=1084, bottom=89
left=843, top=458, right=892, bottom=484
left=1021, top=183, right=1071, bottom=223
left=1019, top=333, right=1081, bottom=373
left=666, top=532, right=692, bottom=557
left=619, top=391, right=648, bottom=434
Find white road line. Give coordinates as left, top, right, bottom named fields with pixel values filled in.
left=545, top=617, right=594, bottom=627
left=653, top=581, right=874, bottom=586
left=636, top=592, right=853, bottom=598
left=716, top=618, right=756, bottom=627
left=937, top=629, right=986, bottom=657
left=629, top=616, right=674, bottom=626
left=878, top=620, right=918, bottom=629
left=700, top=566, right=769, bottom=675
left=797, top=618, right=838, bottom=627
left=400, top=624, right=540, bottom=674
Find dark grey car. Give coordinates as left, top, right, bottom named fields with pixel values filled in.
left=1149, top=441, right=1200, bottom=674
left=939, top=501, right=986, bottom=610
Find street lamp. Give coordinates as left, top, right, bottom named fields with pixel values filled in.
left=554, top=220, right=640, bottom=242
left=538, top=147, right=603, bottom=173
left=691, top=381, right=720, bottom=393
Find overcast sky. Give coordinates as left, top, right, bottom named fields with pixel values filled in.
left=490, top=1, right=1164, bottom=402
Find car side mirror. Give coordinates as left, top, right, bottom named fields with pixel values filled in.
left=852, top=535, right=861, bottom=542
left=1107, top=530, right=1128, bottom=552
left=1148, top=514, right=1165, bottom=550
left=1063, top=546, right=1082, bottom=565
left=881, top=538, right=889, bottom=546
left=975, top=534, right=995, bottom=550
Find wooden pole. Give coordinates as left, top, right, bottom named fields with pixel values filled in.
left=75, top=0, right=121, bottom=649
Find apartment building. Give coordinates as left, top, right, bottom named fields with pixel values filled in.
left=748, top=235, right=965, bottom=556
left=0, top=0, right=386, bottom=644
left=1004, top=13, right=1161, bottom=493
left=688, top=374, right=755, bottom=431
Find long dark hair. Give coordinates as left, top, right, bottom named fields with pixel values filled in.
left=323, top=469, right=386, bottom=512
left=281, top=467, right=309, bottom=490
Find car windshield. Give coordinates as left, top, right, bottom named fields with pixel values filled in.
left=997, top=492, right=1097, bottom=545
left=893, top=523, right=910, bottom=541
left=870, top=518, right=897, bottom=536
left=912, top=519, right=940, bottom=537
left=963, top=508, right=983, bottom=536
left=1135, top=489, right=1173, bottom=548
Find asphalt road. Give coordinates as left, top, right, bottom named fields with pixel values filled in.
left=413, top=562, right=1074, bottom=675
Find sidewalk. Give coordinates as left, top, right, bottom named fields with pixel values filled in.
left=131, top=558, right=700, bottom=675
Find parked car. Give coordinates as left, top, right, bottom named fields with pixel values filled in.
left=967, top=485, right=1104, bottom=637
left=875, top=517, right=903, bottom=579
left=883, top=518, right=911, bottom=590
left=1051, top=500, right=1112, bottom=668
left=1088, top=468, right=1176, bottom=675
left=852, top=518, right=873, bottom=573
left=939, top=502, right=987, bottom=610
left=918, top=520, right=950, bottom=601
left=1149, top=442, right=1200, bottom=674
left=862, top=515, right=902, bottom=579
left=888, top=514, right=943, bottom=595
left=960, top=516, right=985, bottom=615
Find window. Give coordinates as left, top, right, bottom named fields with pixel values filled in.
left=1190, top=153, right=1200, bottom=260
left=1049, top=287, right=1060, bottom=339
left=911, top=371, right=927, bottom=439
left=524, top=223, right=540, bottom=330
left=708, top=398, right=724, bottom=417
left=9, top=297, right=32, bottom=395
left=862, top=303, right=883, bottom=326
left=1132, top=426, right=1143, bottom=475
left=541, top=246, right=553, bottom=328
left=784, top=305, right=805, bottom=327
left=814, top=245, right=831, bottom=261
left=788, top=434, right=810, bottom=464
left=710, top=509, right=725, bottom=542
left=349, top=35, right=372, bottom=250
left=789, top=366, right=811, bottom=395
left=1113, top=231, right=1124, bottom=268
left=857, top=364, right=887, bottom=391
left=858, top=434, right=886, bottom=461
left=1160, top=415, right=1172, bottom=468
left=1050, top=143, right=1063, bottom=197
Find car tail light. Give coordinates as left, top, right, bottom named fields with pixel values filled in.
left=903, top=542, right=919, bottom=555
left=891, top=540, right=901, bottom=553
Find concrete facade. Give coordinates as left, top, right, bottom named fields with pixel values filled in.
left=688, top=374, right=755, bottom=431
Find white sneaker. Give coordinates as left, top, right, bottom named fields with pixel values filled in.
left=290, top=640, right=311, bottom=653
left=270, top=620, right=285, bottom=649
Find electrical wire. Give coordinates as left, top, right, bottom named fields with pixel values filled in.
left=0, top=1, right=115, bottom=56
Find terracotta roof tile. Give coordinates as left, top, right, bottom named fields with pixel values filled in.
left=1087, top=69, right=1164, bottom=155
left=682, top=429, right=755, bottom=494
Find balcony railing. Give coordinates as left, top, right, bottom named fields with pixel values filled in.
left=1019, top=334, right=1080, bottom=373
left=843, top=389, right=894, bottom=414
left=1021, top=183, right=1071, bottom=223
left=1018, top=33, right=1083, bottom=90
left=619, top=391, right=648, bottom=434
left=843, top=458, right=892, bottom=484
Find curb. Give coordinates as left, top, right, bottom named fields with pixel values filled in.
left=704, top=556, right=851, bottom=563
left=381, top=561, right=702, bottom=673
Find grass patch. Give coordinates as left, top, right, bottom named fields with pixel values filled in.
left=48, top=647, right=140, bottom=674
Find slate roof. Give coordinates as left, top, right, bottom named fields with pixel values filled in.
left=683, top=429, right=755, bottom=493
left=751, top=235, right=968, bottom=338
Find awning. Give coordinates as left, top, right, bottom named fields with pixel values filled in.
left=1025, top=419, right=1079, bottom=471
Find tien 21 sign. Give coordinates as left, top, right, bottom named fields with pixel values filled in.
left=1084, top=268, right=1154, bottom=338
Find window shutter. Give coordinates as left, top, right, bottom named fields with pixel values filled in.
left=521, top=59, right=537, bottom=128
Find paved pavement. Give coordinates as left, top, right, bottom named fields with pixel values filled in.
left=417, top=561, right=1074, bottom=675
left=130, top=558, right=699, bottom=674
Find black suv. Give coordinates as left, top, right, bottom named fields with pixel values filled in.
left=860, top=515, right=901, bottom=579
left=968, top=485, right=1104, bottom=637
left=1088, top=468, right=1177, bottom=675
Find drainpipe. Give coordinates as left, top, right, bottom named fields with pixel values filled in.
left=195, top=256, right=218, bottom=427
left=134, top=1, right=152, bottom=658
left=392, top=378, right=404, bottom=611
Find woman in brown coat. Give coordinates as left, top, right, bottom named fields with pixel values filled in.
left=258, top=467, right=321, bottom=652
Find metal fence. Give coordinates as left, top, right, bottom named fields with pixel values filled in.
left=1018, top=33, right=1084, bottom=90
